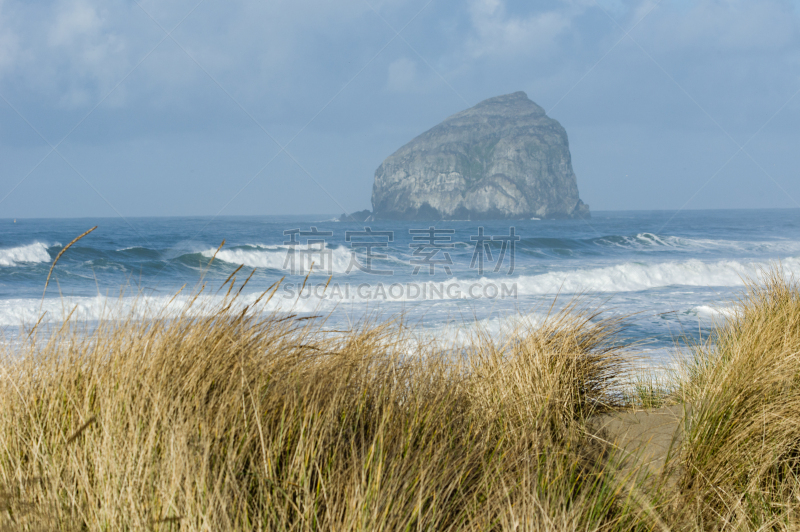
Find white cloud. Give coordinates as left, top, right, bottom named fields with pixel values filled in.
left=47, top=0, right=128, bottom=106
left=48, top=0, right=104, bottom=47
left=0, top=0, right=376, bottom=109
left=0, top=29, right=17, bottom=76
left=0, top=0, right=133, bottom=107
left=0, top=0, right=20, bottom=76
left=465, top=0, right=578, bottom=58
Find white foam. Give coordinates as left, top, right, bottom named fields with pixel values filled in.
left=408, top=312, right=550, bottom=350
left=0, top=242, right=51, bottom=267
left=600, top=233, right=800, bottom=254
left=0, top=290, right=330, bottom=328
left=0, top=278, right=511, bottom=327
left=508, top=257, right=800, bottom=295
left=697, top=237, right=800, bottom=254
left=204, top=245, right=359, bottom=275
left=693, top=305, right=737, bottom=320
left=276, top=254, right=785, bottom=306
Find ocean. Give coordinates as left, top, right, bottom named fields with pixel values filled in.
left=1, top=209, right=798, bottom=364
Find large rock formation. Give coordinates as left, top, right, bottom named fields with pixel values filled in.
left=370, top=92, right=589, bottom=220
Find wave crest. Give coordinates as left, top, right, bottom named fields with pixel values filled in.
left=510, top=257, right=800, bottom=294
left=0, top=242, right=51, bottom=267
left=202, top=245, right=355, bottom=274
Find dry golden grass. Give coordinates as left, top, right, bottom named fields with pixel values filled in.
left=673, top=268, right=800, bottom=529
left=0, top=284, right=652, bottom=531
left=6, top=267, right=800, bottom=530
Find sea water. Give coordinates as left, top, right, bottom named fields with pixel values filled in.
left=1, top=209, right=798, bottom=365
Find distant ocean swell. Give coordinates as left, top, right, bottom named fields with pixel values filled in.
left=527, top=233, right=800, bottom=254
left=3, top=235, right=800, bottom=271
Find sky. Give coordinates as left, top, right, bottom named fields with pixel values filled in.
left=1, top=0, right=800, bottom=218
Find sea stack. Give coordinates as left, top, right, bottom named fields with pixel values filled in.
left=370, top=91, right=589, bottom=220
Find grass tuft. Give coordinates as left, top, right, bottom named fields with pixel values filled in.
left=676, top=267, right=800, bottom=529
left=6, top=266, right=800, bottom=529
left=0, top=290, right=649, bottom=530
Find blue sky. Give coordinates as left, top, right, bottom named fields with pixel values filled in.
left=1, top=0, right=800, bottom=217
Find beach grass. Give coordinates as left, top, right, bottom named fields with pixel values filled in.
left=671, top=268, right=800, bottom=530
left=2, top=269, right=800, bottom=530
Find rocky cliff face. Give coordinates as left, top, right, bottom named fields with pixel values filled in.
left=371, top=92, right=589, bottom=220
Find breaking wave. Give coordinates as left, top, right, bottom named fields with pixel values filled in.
left=201, top=245, right=355, bottom=274
left=578, top=233, right=800, bottom=254
left=0, top=242, right=52, bottom=267
left=510, top=257, right=800, bottom=294
left=0, top=291, right=318, bottom=328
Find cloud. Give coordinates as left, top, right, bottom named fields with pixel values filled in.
left=0, top=0, right=135, bottom=107
left=48, top=0, right=105, bottom=47
left=465, top=0, right=578, bottom=58
left=0, top=24, right=17, bottom=76
left=46, top=0, right=129, bottom=107
left=0, top=0, right=375, bottom=110
left=3, top=0, right=800, bottom=216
